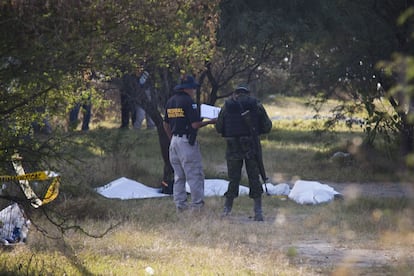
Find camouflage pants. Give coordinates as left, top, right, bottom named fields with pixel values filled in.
left=225, top=137, right=263, bottom=199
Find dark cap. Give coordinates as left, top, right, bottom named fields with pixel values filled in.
left=174, top=75, right=200, bottom=91
left=234, top=84, right=250, bottom=93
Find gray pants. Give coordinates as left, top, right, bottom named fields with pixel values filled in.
left=169, top=135, right=205, bottom=209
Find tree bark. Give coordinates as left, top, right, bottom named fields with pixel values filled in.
left=121, top=73, right=173, bottom=185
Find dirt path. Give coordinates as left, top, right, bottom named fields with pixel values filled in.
left=284, top=182, right=413, bottom=273
left=214, top=159, right=413, bottom=273
left=327, top=182, right=413, bottom=199
left=226, top=182, right=413, bottom=274
left=289, top=240, right=413, bottom=273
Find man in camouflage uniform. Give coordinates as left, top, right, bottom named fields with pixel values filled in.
left=215, top=85, right=272, bottom=221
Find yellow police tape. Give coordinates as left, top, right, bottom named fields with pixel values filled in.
left=0, top=171, right=60, bottom=205
left=41, top=177, right=60, bottom=204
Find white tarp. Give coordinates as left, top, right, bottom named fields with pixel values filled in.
left=96, top=177, right=340, bottom=205
left=186, top=179, right=249, bottom=197
left=0, top=203, right=30, bottom=245
left=95, top=177, right=169, bottom=200
left=288, top=180, right=341, bottom=204
left=97, top=177, right=292, bottom=199
left=264, top=182, right=291, bottom=196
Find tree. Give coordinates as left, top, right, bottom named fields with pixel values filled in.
left=97, top=0, right=220, bottom=184
left=1, top=1, right=108, bottom=169
left=309, top=1, right=414, bottom=165
left=217, top=0, right=414, bottom=166
left=378, top=6, right=414, bottom=168
left=1, top=0, right=222, bottom=193
left=200, top=43, right=275, bottom=105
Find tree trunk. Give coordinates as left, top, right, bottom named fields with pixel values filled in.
left=400, top=96, right=414, bottom=157
left=121, top=73, right=173, bottom=185
left=387, top=93, right=414, bottom=168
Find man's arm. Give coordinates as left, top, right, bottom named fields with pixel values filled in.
left=191, top=118, right=216, bottom=130
left=258, top=104, right=272, bottom=134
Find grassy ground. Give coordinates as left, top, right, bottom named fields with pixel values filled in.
left=1, top=96, right=413, bottom=275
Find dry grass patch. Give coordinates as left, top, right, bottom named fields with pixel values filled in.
left=1, top=195, right=413, bottom=275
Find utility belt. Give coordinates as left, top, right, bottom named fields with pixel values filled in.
left=173, top=132, right=196, bottom=145
left=226, top=135, right=253, bottom=141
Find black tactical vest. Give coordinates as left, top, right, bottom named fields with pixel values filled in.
left=223, top=96, right=259, bottom=137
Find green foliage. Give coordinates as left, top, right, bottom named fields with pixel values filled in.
left=1, top=0, right=220, bottom=175
left=2, top=0, right=413, bottom=176
left=1, top=1, right=105, bottom=168
left=218, top=1, right=414, bottom=160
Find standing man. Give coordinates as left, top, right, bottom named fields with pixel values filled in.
left=119, top=73, right=136, bottom=129
left=163, top=75, right=216, bottom=212
left=215, top=85, right=272, bottom=221
left=69, top=91, right=92, bottom=131
left=69, top=70, right=93, bottom=131
left=134, top=70, right=156, bottom=130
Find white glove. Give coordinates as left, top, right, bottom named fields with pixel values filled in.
left=139, top=71, right=150, bottom=85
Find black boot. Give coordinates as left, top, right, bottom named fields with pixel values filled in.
left=222, top=197, right=233, bottom=216
left=253, top=197, right=263, bottom=221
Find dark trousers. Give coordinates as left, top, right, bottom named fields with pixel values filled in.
left=225, top=157, right=263, bottom=199
left=69, top=103, right=91, bottom=131
left=120, top=94, right=136, bottom=128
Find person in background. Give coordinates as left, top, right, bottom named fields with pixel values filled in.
left=119, top=73, right=136, bottom=129
left=134, top=70, right=155, bottom=130
left=69, top=70, right=93, bottom=131
left=32, top=106, right=52, bottom=134
left=215, top=84, right=272, bottom=221
left=163, top=75, right=216, bottom=212
left=69, top=93, right=92, bottom=131
left=134, top=106, right=155, bottom=129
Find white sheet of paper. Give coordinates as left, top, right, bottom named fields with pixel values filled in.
left=200, top=104, right=221, bottom=119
